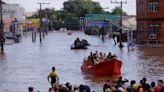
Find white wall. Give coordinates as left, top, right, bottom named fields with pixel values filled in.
left=2, top=4, right=25, bottom=23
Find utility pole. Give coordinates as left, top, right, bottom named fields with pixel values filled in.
left=111, top=0, right=127, bottom=48
left=0, top=0, right=4, bottom=52
left=37, top=2, right=50, bottom=43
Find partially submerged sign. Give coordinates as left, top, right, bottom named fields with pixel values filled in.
left=85, top=14, right=120, bottom=21
left=86, top=21, right=109, bottom=27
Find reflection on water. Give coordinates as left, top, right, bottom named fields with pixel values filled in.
left=0, top=31, right=164, bottom=92
left=0, top=52, right=6, bottom=61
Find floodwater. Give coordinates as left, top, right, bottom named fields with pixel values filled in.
left=0, top=31, right=164, bottom=92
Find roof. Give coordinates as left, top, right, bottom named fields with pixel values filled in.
left=122, top=15, right=136, bottom=30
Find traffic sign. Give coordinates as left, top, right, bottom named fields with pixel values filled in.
left=85, top=14, right=120, bottom=21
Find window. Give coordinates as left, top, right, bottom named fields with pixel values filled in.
left=149, top=2, right=159, bottom=12
left=138, top=22, right=144, bottom=32
left=141, top=3, right=145, bottom=14
left=149, top=24, right=159, bottom=34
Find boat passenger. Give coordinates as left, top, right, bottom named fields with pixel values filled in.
left=107, top=52, right=112, bottom=59
left=103, top=53, right=106, bottom=59
left=74, top=37, right=81, bottom=47
left=99, top=52, right=104, bottom=60
left=87, top=52, right=93, bottom=60
left=92, top=53, right=97, bottom=65
left=94, top=51, right=98, bottom=58
left=48, top=67, right=59, bottom=86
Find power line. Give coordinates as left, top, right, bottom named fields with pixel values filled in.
left=37, top=2, right=50, bottom=43
left=110, top=0, right=127, bottom=48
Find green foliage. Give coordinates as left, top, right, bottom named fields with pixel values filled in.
left=27, top=0, right=127, bottom=30
left=26, top=13, right=39, bottom=19
left=111, top=6, right=127, bottom=16
left=63, top=0, right=104, bottom=17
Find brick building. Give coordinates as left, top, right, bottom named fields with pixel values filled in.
left=136, top=0, right=164, bottom=45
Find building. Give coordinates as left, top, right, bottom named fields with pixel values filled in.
left=2, top=3, right=25, bottom=32
left=136, top=0, right=164, bottom=45
left=122, top=15, right=136, bottom=31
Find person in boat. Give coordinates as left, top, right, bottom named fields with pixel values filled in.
left=81, top=39, right=89, bottom=46
left=74, top=37, right=81, bottom=48
left=48, top=67, right=59, bottom=86
left=94, top=51, right=99, bottom=58
left=99, top=52, right=104, bottom=60
left=103, top=53, right=106, bottom=59
left=110, top=54, right=117, bottom=59
left=92, top=53, right=97, bottom=65
left=107, top=52, right=112, bottom=59
left=87, top=52, right=93, bottom=60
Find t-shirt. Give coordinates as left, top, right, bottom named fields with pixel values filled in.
left=49, top=71, right=57, bottom=77
left=155, top=85, right=161, bottom=92
left=48, top=71, right=57, bottom=83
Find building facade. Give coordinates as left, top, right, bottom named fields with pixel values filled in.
left=2, top=4, right=25, bottom=32
left=136, top=0, right=164, bottom=45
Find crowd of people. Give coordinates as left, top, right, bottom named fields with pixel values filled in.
left=28, top=76, right=164, bottom=92
left=102, top=77, right=164, bottom=92
left=86, top=51, right=117, bottom=65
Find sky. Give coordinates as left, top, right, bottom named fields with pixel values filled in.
left=5, top=0, right=136, bottom=15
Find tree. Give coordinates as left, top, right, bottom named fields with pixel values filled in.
left=63, top=0, right=104, bottom=17
left=27, top=0, right=105, bottom=30
left=111, top=6, right=127, bottom=16
left=26, top=12, right=39, bottom=19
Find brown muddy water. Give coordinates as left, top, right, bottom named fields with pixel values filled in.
left=0, top=31, right=164, bottom=92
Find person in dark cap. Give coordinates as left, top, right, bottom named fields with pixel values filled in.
left=79, top=84, right=90, bottom=92
left=143, top=77, right=150, bottom=91
left=103, top=80, right=111, bottom=92
left=28, top=86, right=34, bottom=92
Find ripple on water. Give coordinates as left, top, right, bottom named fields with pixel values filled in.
left=0, top=31, right=164, bottom=92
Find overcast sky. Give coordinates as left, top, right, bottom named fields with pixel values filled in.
left=5, top=0, right=136, bottom=15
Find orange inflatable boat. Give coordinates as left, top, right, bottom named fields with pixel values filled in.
left=81, top=58, right=122, bottom=76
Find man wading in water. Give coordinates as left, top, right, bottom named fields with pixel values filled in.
left=47, top=67, right=59, bottom=86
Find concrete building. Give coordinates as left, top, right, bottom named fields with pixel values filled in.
left=136, top=0, right=164, bottom=45
left=2, top=3, right=25, bottom=32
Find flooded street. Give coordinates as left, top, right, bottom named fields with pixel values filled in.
left=0, top=31, right=164, bottom=92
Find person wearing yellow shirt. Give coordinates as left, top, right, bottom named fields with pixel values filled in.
left=47, top=67, right=59, bottom=85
